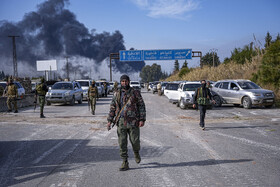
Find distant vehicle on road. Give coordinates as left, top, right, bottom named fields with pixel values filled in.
left=152, top=81, right=160, bottom=94
left=95, top=81, right=105, bottom=97
left=46, top=81, right=83, bottom=106
left=0, top=81, right=25, bottom=99
left=164, top=83, right=179, bottom=104
left=76, top=80, right=92, bottom=100
left=178, top=81, right=201, bottom=109
left=130, top=81, right=141, bottom=90
left=212, top=79, right=275, bottom=109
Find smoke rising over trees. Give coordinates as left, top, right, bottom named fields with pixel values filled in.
left=0, top=0, right=145, bottom=79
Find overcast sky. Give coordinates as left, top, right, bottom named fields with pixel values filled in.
left=1, top=0, right=280, bottom=72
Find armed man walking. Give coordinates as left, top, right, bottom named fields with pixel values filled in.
left=6, top=78, right=18, bottom=113
left=107, top=74, right=146, bottom=171
left=35, top=78, right=48, bottom=118
left=193, top=80, right=215, bottom=130
left=88, top=80, right=98, bottom=115
left=103, top=82, right=108, bottom=97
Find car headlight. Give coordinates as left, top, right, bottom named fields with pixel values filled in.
left=47, top=92, right=51, bottom=96
left=252, top=93, right=262, bottom=96
left=64, top=91, right=70, bottom=97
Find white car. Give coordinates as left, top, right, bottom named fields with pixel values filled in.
left=76, top=80, right=92, bottom=100
left=130, top=81, right=141, bottom=90
left=178, top=81, right=201, bottom=109
left=95, top=81, right=105, bottom=97
left=0, top=81, right=25, bottom=99
left=164, top=83, right=179, bottom=103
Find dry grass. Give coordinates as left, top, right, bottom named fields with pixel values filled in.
left=165, top=54, right=280, bottom=107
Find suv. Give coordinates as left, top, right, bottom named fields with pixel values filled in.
left=46, top=81, right=83, bottom=105
left=177, top=81, right=201, bottom=109
left=212, top=79, right=275, bottom=109
left=130, top=81, right=141, bottom=90
left=0, top=81, right=25, bottom=98
left=76, top=80, right=92, bottom=100
left=164, top=83, right=180, bottom=104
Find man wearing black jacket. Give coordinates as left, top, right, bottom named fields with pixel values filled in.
left=193, top=80, right=215, bottom=130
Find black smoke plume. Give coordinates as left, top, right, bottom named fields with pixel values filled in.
left=0, top=0, right=145, bottom=78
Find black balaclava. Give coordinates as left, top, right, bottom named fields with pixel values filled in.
left=120, top=74, right=130, bottom=90
left=201, top=80, right=206, bottom=89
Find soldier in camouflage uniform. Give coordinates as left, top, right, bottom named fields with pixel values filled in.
left=103, top=82, right=108, bottom=97
left=193, top=80, right=215, bottom=130
left=35, top=78, right=48, bottom=118
left=6, top=79, right=18, bottom=113
left=107, top=75, right=146, bottom=171
left=113, top=81, right=118, bottom=92
left=88, top=80, right=98, bottom=115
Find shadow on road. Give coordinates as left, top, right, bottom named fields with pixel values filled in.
left=0, top=139, right=171, bottom=186
left=132, top=159, right=253, bottom=170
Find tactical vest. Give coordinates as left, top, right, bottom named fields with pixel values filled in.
left=89, top=86, right=97, bottom=97
left=8, top=84, right=17, bottom=96
left=197, top=88, right=210, bottom=105
left=36, top=84, right=47, bottom=95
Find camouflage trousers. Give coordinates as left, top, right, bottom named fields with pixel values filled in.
left=7, top=96, right=17, bottom=111
left=39, top=96, right=46, bottom=115
left=89, top=96, right=96, bottom=112
left=158, top=89, right=161, bottom=96
left=117, top=118, right=140, bottom=161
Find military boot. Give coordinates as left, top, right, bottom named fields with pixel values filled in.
left=134, top=152, right=141, bottom=164
left=119, top=160, right=129, bottom=171
left=40, top=114, right=45, bottom=118
left=14, top=110, right=18, bottom=113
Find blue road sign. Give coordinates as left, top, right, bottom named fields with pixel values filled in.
left=119, top=50, right=143, bottom=61
left=119, top=49, right=192, bottom=61
left=143, top=49, right=192, bottom=61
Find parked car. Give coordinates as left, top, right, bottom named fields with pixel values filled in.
left=211, top=79, right=275, bottom=109
left=164, top=83, right=180, bottom=104
left=46, top=81, right=83, bottom=105
left=177, top=81, right=201, bottom=109
left=0, top=81, right=25, bottom=98
left=76, top=80, right=92, bottom=100
left=130, top=81, right=141, bottom=90
left=95, top=81, right=104, bottom=97
left=161, top=82, right=168, bottom=94
left=152, top=81, right=160, bottom=94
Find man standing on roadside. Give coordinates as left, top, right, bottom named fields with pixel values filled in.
left=107, top=75, right=146, bottom=171
left=35, top=77, right=48, bottom=118
left=88, top=80, right=98, bottom=115
left=6, top=78, right=18, bottom=113
left=193, top=80, right=215, bottom=130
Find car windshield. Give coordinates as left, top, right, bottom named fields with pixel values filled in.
left=95, top=82, right=100, bottom=86
left=237, top=81, right=261, bottom=89
left=183, top=84, right=201, bottom=91
left=130, top=81, right=139, bottom=84
left=77, top=81, right=89, bottom=87
left=166, top=84, right=179, bottom=90
left=52, top=83, right=73, bottom=90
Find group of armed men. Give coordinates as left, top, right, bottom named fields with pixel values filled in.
left=1, top=75, right=214, bottom=171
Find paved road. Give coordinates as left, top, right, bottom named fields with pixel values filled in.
left=0, top=90, right=280, bottom=187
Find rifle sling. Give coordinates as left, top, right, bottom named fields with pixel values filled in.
left=113, top=95, right=131, bottom=126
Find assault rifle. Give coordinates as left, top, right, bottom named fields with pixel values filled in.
left=107, top=95, right=131, bottom=131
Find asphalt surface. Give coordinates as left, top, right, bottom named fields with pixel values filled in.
left=0, top=89, right=280, bottom=187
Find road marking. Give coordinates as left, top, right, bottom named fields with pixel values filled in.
left=213, top=131, right=280, bottom=152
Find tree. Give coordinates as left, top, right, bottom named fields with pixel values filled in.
left=265, top=31, right=272, bottom=48
left=181, top=60, right=188, bottom=69
left=174, top=60, right=179, bottom=73
left=201, top=52, right=220, bottom=67
left=253, top=40, right=280, bottom=89
left=140, top=63, right=164, bottom=82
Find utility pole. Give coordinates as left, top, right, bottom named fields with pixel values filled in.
left=8, top=35, right=20, bottom=78
left=65, top=56, right=69, bottom=80
left=209, top=48, right=218, bottom=67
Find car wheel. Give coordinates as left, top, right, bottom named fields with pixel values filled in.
left=179, top=99, right=186, bottom=109
left=242, top=96, right=252, bottom=109
left=70, top=97, right=75, bottom=106
left=78, top=95, right=82, bottom=104
left=213, top=95, right=222, bottom=107
left=152, top=91, right=155, bottom=94
left=47, top=101, right=51, bottom=106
